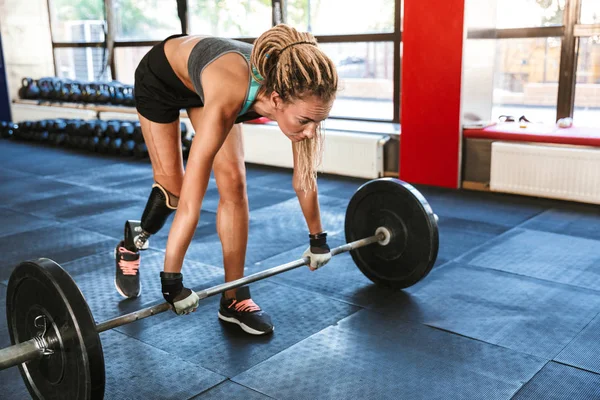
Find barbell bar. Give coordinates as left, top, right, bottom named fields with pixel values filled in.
left=0, top=230, right=386, bottom=372
left=1, top=177, right=439, bottom=399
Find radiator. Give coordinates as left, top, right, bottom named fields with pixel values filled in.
left=242, top=123, right=389, bottom=179
left=490, top=141, right=600, bottom=204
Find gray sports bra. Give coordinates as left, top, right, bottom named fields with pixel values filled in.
left=187, top=37, right=262, bottom=117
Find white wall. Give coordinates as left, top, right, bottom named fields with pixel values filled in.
left=0, top=0, right=54, bottom=106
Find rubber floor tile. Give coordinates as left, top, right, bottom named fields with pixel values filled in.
left=128, top=280, right=359, bottom=377
left=436, top=215, right=509, bottom=265
left=61, top=250, right=225, bottom=325
left=520, top=205, right=600, bottom=242
left=234, top=310, right=545, bottom=400
left=0, top=175, right=85, bottom=206
left=256, top=237, right=397, bottom=308
left=66, top=204, right=218, bottom=250
left=555, top=313, right=600, bottom=374
left=2, top=144, right=121, bottom=176
left=512, top=362, right=600, bottom=399
left=459, top=229, right=600, bottom=291
left=0, top=207, right=58, bottom=239
left=103, top=335, right=225, bottom=400
left=50, top=162, right=153, bottom=188
left=374, top=262, right=600, bottom=359
left=190, top=380, right=272, bottom=399
left=429, top=190, right=547, bottom=227
left=0, top=225, right=116, bottom=282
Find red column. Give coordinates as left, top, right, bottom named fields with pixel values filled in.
left=399, top=0, right=466, bottom=188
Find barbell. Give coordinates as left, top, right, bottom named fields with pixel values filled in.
left=0, top=178, right=439, bottom=399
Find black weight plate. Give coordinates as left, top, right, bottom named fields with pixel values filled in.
left=6, top=258, right=105, bottom=399
left=345, top=178, right=439, bottom=289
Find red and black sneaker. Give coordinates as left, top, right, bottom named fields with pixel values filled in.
left=114, top=241, right=141, bottom=298
left=218, top=286, right=274, bottom=335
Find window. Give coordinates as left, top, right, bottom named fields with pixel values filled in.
left=188, top=0, right=271, bottom=37
left=574, top=37, right=600, bottom=126
left=115, top=0, right=181, bottom=41
left=496, top=0, right=564, bottom=28
left=321, top=42, right=395, bottom=121
left=54, top=47, right=111, bottom=81
left=45, top=0, right=401, bottom=122
left=49, top=0, right=105, bottom=43
left=287, top=0, right=395, bottom=35
left=492, top=38, right=561, bottom=122
left=580, top=0, right=600, bottom=24
left=114, top=47, right=152, bottom=85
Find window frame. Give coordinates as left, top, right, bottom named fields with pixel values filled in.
left=46, top=0, right=592, bottom=123
left=467, top=0, right=594, bottom=121
left=46, top=0, right=402, bottom=123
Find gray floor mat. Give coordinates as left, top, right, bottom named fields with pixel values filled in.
left=554, top=313, right=600, bottom=374
left=103, top=335, right=224, bottom=400
left=0, top=225, right=116, bottom=282
left=8, top=187, right=145, bottom=221
left=0, top=175, right=86, bottom=206
left=126, top=280, right=359, bottom=377
left=459, top=229, right=600, bottom=291
left=520, top=205, right=600, bottom=242
left=436, top=216, right=509, bottom=265
left=190, top=380, right=272, bottom=399
left=256, top=237, right=397, bottom=308
left=50, top=162, right=153, bottom=188
left=0, top=207, right=58, bottom=239
left=512, top=362, right=600, bottom=399
left=233, top=310, right=545, bottom=400
left=373, top=262, right=600, bottom=359
left=61, top=250, right=224, bottom=324
left=428, top=190, right=547, bottom=227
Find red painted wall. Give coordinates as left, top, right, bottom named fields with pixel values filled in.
left=399, top=0, right=465, bottom=188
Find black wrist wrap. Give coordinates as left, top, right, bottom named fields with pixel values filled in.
left=160, top=272, right=183, bottom=304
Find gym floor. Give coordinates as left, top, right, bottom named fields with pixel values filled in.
left=1, top=139, right=599, bottom=400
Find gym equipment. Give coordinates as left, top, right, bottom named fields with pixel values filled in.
left=0, top=178, right=438, bottom=399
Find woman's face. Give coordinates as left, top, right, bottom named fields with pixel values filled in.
left=272, top=94, right=333, bottom=142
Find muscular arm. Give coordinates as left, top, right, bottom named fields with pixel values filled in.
left=292, top=144, right=324, bottom=235
left=163, top=55, right=247, bottom=273
left=163, top=107, right=235, bottom=273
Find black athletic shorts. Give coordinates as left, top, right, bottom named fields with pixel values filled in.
left=134, top=34, right=204, bottom=123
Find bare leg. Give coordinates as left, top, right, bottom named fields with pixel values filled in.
left=212, top=124, right=249, bottom=299
left=138, top=113, right=184, bottom=196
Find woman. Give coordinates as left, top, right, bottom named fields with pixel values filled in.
left=114, top=24, right=338, bottom=336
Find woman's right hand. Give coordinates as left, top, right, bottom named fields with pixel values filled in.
left=160, top=272, right=200, bottom=315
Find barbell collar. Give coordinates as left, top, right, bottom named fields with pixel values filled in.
left=96, top=231, right=385, bottom=333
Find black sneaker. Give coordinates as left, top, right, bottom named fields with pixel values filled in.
left=114, top=240, right=141, bottom=298
left=218, top=286, right=274, bottom=335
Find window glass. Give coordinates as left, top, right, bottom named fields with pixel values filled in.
left=580, top=0, right=600, bottom=24
left=287, top=0, right=395, bottom=35
left=320, top=42, right=395, bottom=121
left=492, top=38, right=561, bottom=123
left=189, top=0, right=271, bottom=37
left=115, top=0, right=181, bottom=41
left=49, top=0, right=105, bottom=43
left=574, top=37, right=600, bottom=127
left=114, top=47, right=152, bottom=84
left=496, top=0, right=564, bottom=29
left=54, top=48, right=111, bottom=81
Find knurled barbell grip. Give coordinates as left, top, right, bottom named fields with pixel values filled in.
left=96, top=231, right=385, bottom=333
